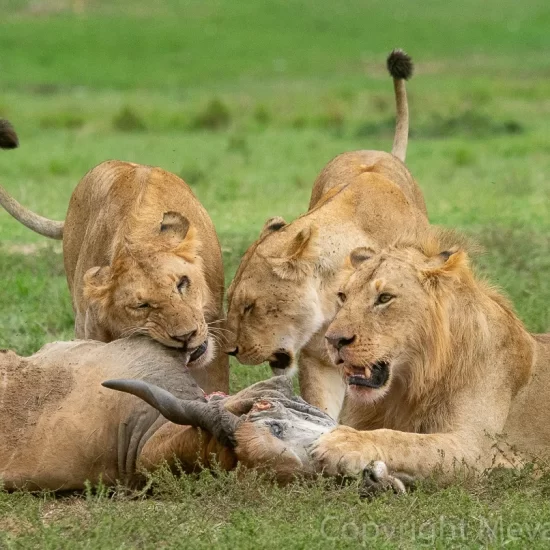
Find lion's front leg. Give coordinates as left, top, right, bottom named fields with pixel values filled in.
left=299, top=345, right=346, bottom=420
left=310, top=426, right=483, bottom=483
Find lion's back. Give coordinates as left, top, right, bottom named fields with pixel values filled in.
left=308, top=150, right=427, bottom=217
left=63, top=160, right=140, bottom=291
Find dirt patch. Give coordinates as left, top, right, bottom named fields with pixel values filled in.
left=41, top=497, right=91, bottom=527
left=0, top=515, right=34, bottom=536
left=0, top=350, right=75, bottom=449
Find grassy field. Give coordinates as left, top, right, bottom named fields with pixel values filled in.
left=1, top=0, right=550, bottom=547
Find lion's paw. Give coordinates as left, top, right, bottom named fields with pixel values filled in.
left=309, top=426, right=372, bottom=476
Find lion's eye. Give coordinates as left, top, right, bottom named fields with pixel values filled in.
left=177, top=276, right=190, bottom=293
left=337, top=292, right=347, bottom=305
left=243, top=303, right=254, bottom=314
left=135, top=303, right=150, bottom=310
left=376, top=293, right=394, bottom=305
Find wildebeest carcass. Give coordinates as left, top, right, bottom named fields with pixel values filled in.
left=1, top=336, right=407, bottom=492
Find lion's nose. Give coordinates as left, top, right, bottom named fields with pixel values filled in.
left=325, top=333, right=356, bottom=350
left=172, top=330, right=197, bottom=346
left=226, top=346, right=239, bottom=356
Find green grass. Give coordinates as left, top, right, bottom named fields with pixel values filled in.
left=1, top=0, right=550, bottom=547
left=4, top=467, right=550, bottom=549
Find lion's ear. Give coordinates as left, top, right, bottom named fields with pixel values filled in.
left=266, top=226, right=318, bottom=281
left=160, top=212, right=201, bottom=261
left=420, top=247, right=467, bottom=287
left=160, top=212, right=190, bottom=241
left=348, top=246, right=378, bottom=270
left=260, top=216, right=287, bottom=238
left=285, top=226, right=318, bottom=260
left=173, top=224, right=201, bottom=262
left=83, top=266, right=112, bottom=306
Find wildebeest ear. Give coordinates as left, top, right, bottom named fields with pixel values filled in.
left=160, top=211, right=190, bottom=241
left=83, top=266, right=112, bottom=305
left=349, top=246, right=377, bottom=269
left=260, top=216, right=287, bottom=238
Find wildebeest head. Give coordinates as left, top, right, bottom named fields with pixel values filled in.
left=102, top=376, right=336, bottom=481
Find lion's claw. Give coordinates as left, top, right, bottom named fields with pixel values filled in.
left=360, top=461, right=414, bottom=497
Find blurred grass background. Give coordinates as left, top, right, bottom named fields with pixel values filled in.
left=1, top=0, right=550, bottom=546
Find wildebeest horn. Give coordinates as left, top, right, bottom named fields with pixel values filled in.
left=102, top=379, right=241, bottom=448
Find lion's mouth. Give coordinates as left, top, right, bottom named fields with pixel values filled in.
left=269, top=351, right=292, bottom=371
left=345, top=360, right=390, bottom=389
left=189, top=341, right=208, bottom=364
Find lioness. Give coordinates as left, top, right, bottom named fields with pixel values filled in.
left=0, top=121, right=227, bottom=392
left=311, top=232, right=550, bottom=484
left=225, top=50, right=428, bottom=418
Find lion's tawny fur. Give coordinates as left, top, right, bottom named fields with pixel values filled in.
left=226, top=50, right=426, bottom=418
left=312, top=232, right=549, bottom=482
left=0, top=146, right=228, bottom=392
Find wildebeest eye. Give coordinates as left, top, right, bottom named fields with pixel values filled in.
left=243, top=302, right=254, bottom=314
left=337, top=292, right=347, bottom=305
left=269, top=422, right=284, bottom=438
left=177, top=276, right=190, bottom=293
left=376, top=293, right=394, bottom=305
left=135, top=302, right=150, bottom=310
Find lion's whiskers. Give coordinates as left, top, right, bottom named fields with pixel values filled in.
left=207, top=319, right=227, bottom=325
left=207, top=328, right=229, bottom=343
left=206, top=326, right=232, bottom=334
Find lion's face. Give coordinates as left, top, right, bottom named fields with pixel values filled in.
left=84, top=213, right=215, bottom=368
left=226, top=218, right=326, bottom=375
left=325, top=245, right=456, bottom=403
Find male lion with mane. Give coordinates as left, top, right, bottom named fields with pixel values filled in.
left=0, top=121, right=227, bottom=392
left=310, top=230, right=550, bottom=485
left=225, top=49, right=429, bottom=418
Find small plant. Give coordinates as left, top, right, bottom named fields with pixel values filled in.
left=112, top=106, right=147, bottom=132
left=253, top=104, right=271, bottom=126
left=453, top=148, right=476, bottom=167
left=191, top=98, right=231, bottom=130
left=318, top=105, right=345, bottom=131
left=291, top=116, right=307, bottom=129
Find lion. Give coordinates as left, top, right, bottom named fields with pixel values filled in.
left=310, top=232, right=550, bottom=485
left=225, top=49, right=429, bottom=418
left=0, top=121, right=228, bottom=392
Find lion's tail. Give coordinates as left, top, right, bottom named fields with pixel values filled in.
left=386, top=49, right=414, bottom=163
left=0, top=120, right=64, bottom=240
